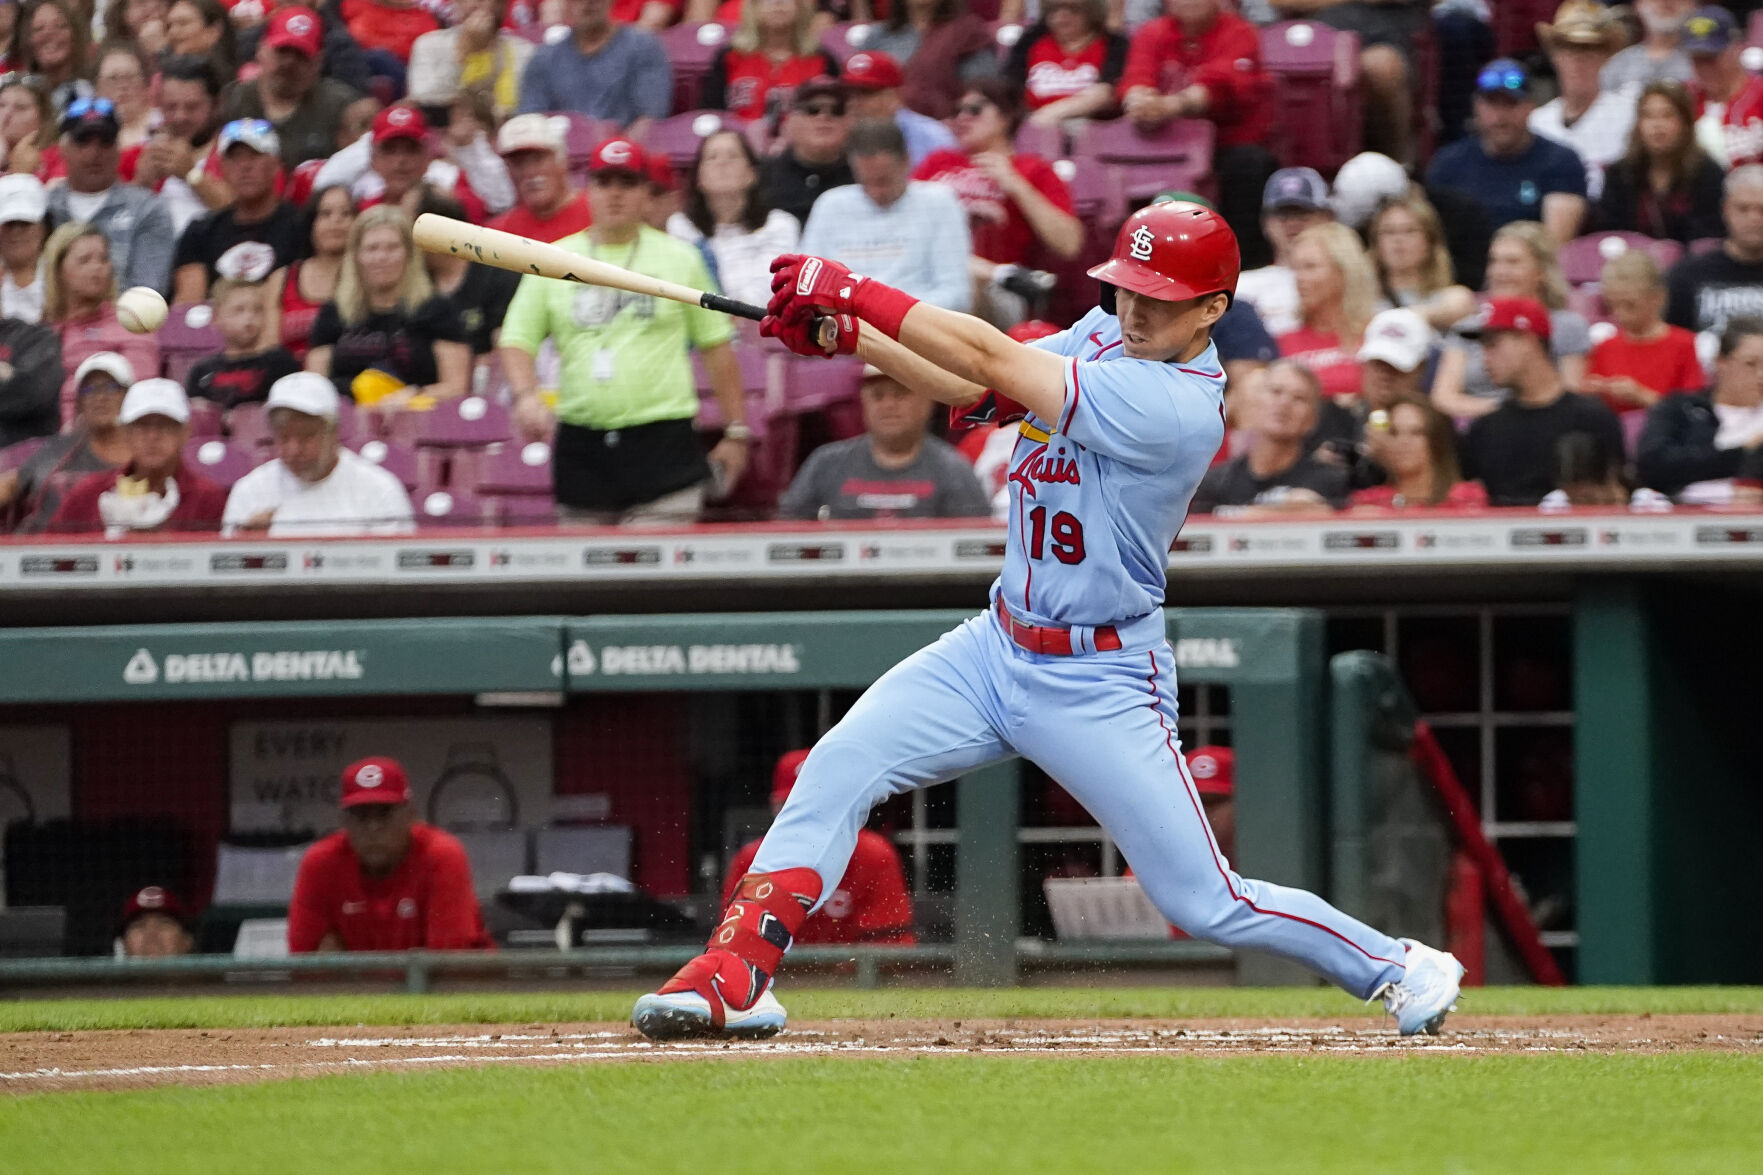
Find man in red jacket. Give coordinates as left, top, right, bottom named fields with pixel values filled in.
left=722, top=750, right=916, bottom=946
left=287, top=756, right=493, bottom=953
left=49, top=379, right=229, bottom=534
left=1119, top=0, right=1279, bottom=268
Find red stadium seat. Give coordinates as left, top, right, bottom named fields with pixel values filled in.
left=1689, top=237, right=1726, bottom=256
left=1069, top=118, right=1215, bottom=206
left=642, top=110, right=753, bottom=173
left=1260, top=21, right=1362, bottom=174
left=0, top=435, right=49, bottom=474
left=1558, top=233, right=1685, bottom=287
left=474, top=439, right=554, bottom=496
left=186, top=397, right=225, bottom=440
left=692, top=342, right=771, bottom=434
left=560, top=112, right=621, bottom=176
left=181, top=439, right=260, bottom=488
left=348, top=438, right=422, bottom=492
left=414, top=395, right=514, bottom=449
left=657, top=22, right=732, bottom=114
left=159, top=303, right=224, bottom=386
left=415, top=488, right=492, bottom=527
left=1494, top=0, right=1558, bottom=57
left=1013, top=120, right=1064, bottom=162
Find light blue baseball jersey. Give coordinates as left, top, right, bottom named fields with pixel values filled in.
left=995, top=306, right=1227, bottom=629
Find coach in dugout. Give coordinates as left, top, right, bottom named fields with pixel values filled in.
left=287, top=756, right=493, bottom=953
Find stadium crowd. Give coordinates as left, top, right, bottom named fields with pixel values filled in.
left=5, top=0, right=1763, bottom=533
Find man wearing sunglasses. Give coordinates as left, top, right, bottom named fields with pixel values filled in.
left=1424, top=57, right=1588, bottom=245
left=171, top=119, right=301, bottom=304
left=760, top=78, right=855, bottom=228
left=45, top=98, right=175, bottom=296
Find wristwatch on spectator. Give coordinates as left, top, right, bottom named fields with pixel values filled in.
left=724, top=421, right=754, bottom=443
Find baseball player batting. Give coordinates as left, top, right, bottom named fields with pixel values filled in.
left=632, top=202, right=1466, bottom=1041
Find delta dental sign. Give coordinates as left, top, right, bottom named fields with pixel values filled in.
left=125, top=648, right=366, bottom=686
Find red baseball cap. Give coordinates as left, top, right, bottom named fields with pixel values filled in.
left=1006, top=319, right=1061, bottom=343
left=771, top=748, right=811, bottom=807
left=1473, top=295, right=1552, bottom=342
left=341, top=756, right=412, bottom=807
left=120, top=884, right=191, bottom=931
left=588, top=136, right=648, bottom=177
left=372, top=104, right=429, bottom=145
left=264, top=6, right=323, bottom=58
left=842, top=51, right=904, bottom=90
left=1186, top=746, right=1234, bottom=797
left=646, top=151, right=676, bottom=191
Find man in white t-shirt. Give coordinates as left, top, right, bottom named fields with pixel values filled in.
left=222, top=373, right=413, bottom=537
left=1234, top=168, right=1332, bottom=337
left=1529, top=1, right=1635, bottom=201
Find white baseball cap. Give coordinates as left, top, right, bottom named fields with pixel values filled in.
left=1357, top=308, right=1434, bottom=374
left=497, top=113, right=567, bottom=158
left=0, top=173, right=47, bottom=226
left=266, top=371, right=340, bottom=420
left=73, top=351, right=137, bottom=392
left=1331, top=151, right=1410, bottom=229
left=119, top=378, right=190, bottom=424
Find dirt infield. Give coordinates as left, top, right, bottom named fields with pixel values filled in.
left=4, top=1014, right=1761, bottom=1093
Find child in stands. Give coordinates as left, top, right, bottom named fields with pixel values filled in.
left=185, top=279, right=302, bottom=411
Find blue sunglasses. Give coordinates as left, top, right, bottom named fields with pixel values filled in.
left=64, top=96, right=117, bottom=121
left=1476, top=66, right=1527, bottom=95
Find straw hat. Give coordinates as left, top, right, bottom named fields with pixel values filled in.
left=1537, top=0, right=1630, bottom=52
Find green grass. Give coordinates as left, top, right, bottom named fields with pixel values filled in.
left=4, top=985, right=1763, bottom=1033
left=6, top=1052, right=1763, bottom=1175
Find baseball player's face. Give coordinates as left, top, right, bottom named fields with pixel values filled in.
left=343, top=802, right=415, bottom=875
left=1112, top=288, right=1225, bottom=361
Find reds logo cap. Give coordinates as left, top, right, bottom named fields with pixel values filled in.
left=842, top=51, right=903, bottom=90
left=341, top=756, right=412, bottom=807
left=120, top=885, right=192, bottom=932
left=588, top=136, right=648, bottom=177
left=1185, top=746, right=1234, bottom=798
left=372, top=104, right=430, bottom=145
left=1471, top=295, right=1552, bottom=343
left=264, top=5, right=323, bottom=58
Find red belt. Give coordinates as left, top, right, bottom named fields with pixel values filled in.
left=995, top=599, right=1121, bottom=656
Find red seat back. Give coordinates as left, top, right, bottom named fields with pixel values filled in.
left=657, top=22, right=733, bottom=113
left=1261, top=21, right=1362, bottom=174
left=181, top=439, right=261, bottom=488
left=1558, top=233, right=1686, bottom=287
left=1069, top=118, right=1215, bottom=204
left=642, top=109, right=752, bottom=173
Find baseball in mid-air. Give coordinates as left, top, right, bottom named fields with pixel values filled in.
left=116, top=286, right=168, bottom=333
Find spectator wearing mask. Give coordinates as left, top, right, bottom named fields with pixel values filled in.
left=498, top=137, right=751, bottom=522
left=1191, top=360, right=1349, bottom=515
left=116, top=886, right=194, bottom=958
left=46, top=99, right=176, bottom=295
left=1367, top=193, right=1476, bottom=332
left=49, top=376, right=228, bottom=533
left=0, top=172, right=47, bottom=323
left=1665, top=164, right=1763, bottom=338
left=1529, top=1, right=1634, bottom=201
left=223, top=371, right=414, bottom=536
left=0, top=352, right=130, bottom=531
left=1350, top=394, right=1487, bottom=510
left=124, top=55, right=229, bottom=236
left=270, top=185, right=356, bottom=360
left=1637, top=315, right=1763, bottom=501
left=779, top=365, right=990, bottom=521
left=702, top=0, right=838, bottom=123
left=416, top=188, right=520, bottom=359
left=841, top=51, right=956, bottom=169
left=1425, top=59, right=1588, bottom=244
left=42, top=223, right=159, bottom=424
left=490, top=114, right=593, bottom=243
left=171, top=119, right=303, bottom=304
left=1602, top=0, right=1696, bottom=92
left=288, top=756, right=492, bottom=953
left=220, top=6, right=364, bottom=170
left=914, top=80, right=1081, bottom=327
left=1121, top=0, right=1275, bottom=266
left=0, top=303, right=61, bottom=449
left=15, top=0, right=91, bottom=115
left=407, top=0, right=533, bottom=118
left=516, top=0, right=672, bottom=128
left=667, top=129, right=799, bottom=308
left=1002, top=0, right=1127, bottom=129
left=1596, top=80, right=1725, bottom=243
left=762, top=78, right=856, bottom=227
left=306, top=204, right=471, bottom=411
left=722, top=749, right=917, bottom=947
left=1277, top=221, right=1378, bottom=405
left=1434, top=221, right=1591, bottom=419
left=1460, top=296, right=1623, bottom=506
left=801, top=118, right=972, bottom=312
left=93, top=41, right=154, bottom=150
left=865, top=0, right=999, bottom=122
left=1584, top=250, right=1703, bottom=417
left=185, top=278, right=301, bottom=410
left=1236, top=168, right=1331, bottom=336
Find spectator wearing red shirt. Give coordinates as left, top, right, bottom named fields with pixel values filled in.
left=1119, top=0, right=1277, bottom=269
left=49, top=378, right=229, bottom=534
left=701, top=0, right=839, bottom=123
left=1277, top=221, right=1380, bottom=405
left=341, top=0, right=440, bottom=64
left=1002, top=0, right=1127, bottom=127
left=288, top=756, right=493, bottom=953
left=912, top=79, right=1080, bottom=327
left=489, top=114, right=593, bottom=242
left=1585, top=249, right=1705, bottom=417
left=722, top=750, right=916, bottom=946
left=611, top=0, right=681, bottom=31
left=1351, top=394, right=1489, bottom=511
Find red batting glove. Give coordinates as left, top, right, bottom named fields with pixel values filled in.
left=761, top=311, right=859, bottom=357
left=768, top=253, right=919, bottom=339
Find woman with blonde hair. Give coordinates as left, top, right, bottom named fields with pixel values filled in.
left=305, top=205, right=470, bottom=412
left=1432, top=220, right=1591, bottom=418
left=1350, top=394, right=1488, bottom=510
left=1367, top=193, right=1476, bottom=331
left=701, top=0, right=837, bottom=123
left=42, top=222, right=158, bottom=424
left=1277, top=221, right=1380, bottom=404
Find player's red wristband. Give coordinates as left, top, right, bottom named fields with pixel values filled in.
left=851, top=282, right=919, bottom=340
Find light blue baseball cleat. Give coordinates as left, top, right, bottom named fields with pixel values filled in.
left=1373, top=939, right=1467, bottom=1036
left=631, top=987, right=788, bottom=1041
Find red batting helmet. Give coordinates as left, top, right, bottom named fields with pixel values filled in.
left=1088, top=201, right=1240, bottom=314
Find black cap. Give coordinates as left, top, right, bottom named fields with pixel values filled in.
left=61, top=97, right=120, bottom=142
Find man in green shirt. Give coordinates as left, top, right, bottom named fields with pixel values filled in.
left=500, top=137, right=751, bottom=523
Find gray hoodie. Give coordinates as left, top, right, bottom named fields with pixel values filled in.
left=47, top=183, right=176, bottom=296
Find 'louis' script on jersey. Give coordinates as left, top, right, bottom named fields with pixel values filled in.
left=1008, top=443, right=1082, bottom=497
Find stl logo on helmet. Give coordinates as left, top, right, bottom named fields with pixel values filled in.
left=1129, top=225, right=1156, bottom=262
